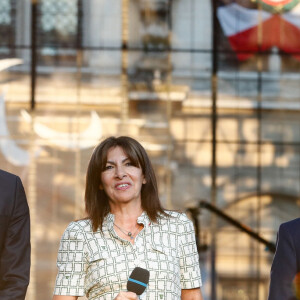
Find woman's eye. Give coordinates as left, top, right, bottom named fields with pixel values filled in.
left=125, top=162, right=133, bottom=166
left=104, top=165, right=113, bottom=170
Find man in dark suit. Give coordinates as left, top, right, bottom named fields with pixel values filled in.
left=0, top=169, right=30, bottom=299
left=268, top=218, right=300, bottom=300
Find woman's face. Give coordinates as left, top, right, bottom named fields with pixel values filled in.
left=100, top=146, right=146, bottom=206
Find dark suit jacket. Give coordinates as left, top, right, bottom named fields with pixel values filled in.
left=0, top=169, right=30, bottom=300
left=268, top=218, right=300, bottom=300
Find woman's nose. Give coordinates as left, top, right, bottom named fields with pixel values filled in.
left=115, top=166, right=126, bottom=178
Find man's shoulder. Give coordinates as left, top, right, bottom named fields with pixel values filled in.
left=0, top=169, right=18, bottom=182
left=281, top=218, right=300, bottom=231
left=0, top=169, right=27, bottom=215
left=279, top=218, right=300, bottom=241
left=0, top=170, right=19, bottom=204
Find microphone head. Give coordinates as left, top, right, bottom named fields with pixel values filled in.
left=127, top=267, right=150, bottom=295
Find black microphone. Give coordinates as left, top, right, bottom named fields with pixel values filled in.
left=127, top=267, right=150, bottom=295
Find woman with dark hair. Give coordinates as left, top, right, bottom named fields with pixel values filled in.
left=53, top=136, right=203, bottom=300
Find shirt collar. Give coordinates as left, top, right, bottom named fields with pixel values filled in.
left=104, top=211, right=151, bottom=231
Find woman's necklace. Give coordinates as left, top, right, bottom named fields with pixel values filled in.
left=114, top=222, right=140, bottom=240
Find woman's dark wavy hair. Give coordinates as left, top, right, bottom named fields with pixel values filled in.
left=85, top=136, right=167, bottom=232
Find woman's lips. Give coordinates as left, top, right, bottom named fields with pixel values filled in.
left=115, top=183, right=131, bottom=190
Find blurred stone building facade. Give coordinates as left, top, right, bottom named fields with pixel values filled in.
left=0, top=1, right=299, bottom=299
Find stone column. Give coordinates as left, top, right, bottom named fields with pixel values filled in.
left=83, top=0, right=122, bottom=73
left=15, top=0, right=31, bottom=65
left=172, top=0, right=212, bottom=76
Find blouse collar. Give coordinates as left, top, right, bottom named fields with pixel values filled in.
left=104, top=211, right=151, bottom=232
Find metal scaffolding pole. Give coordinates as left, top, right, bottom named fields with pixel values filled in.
left=30, top=0, right=37, bottom=110
left=26, top=114, right=37, bottom=300
left=121, top=0, right=129, bottom=136
left=255, top=3, right=264, bottom=299
left=210, top=1, right=218, bottom=299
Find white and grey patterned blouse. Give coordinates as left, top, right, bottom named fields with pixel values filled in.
left=53, top=211, right=202, bottom=299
